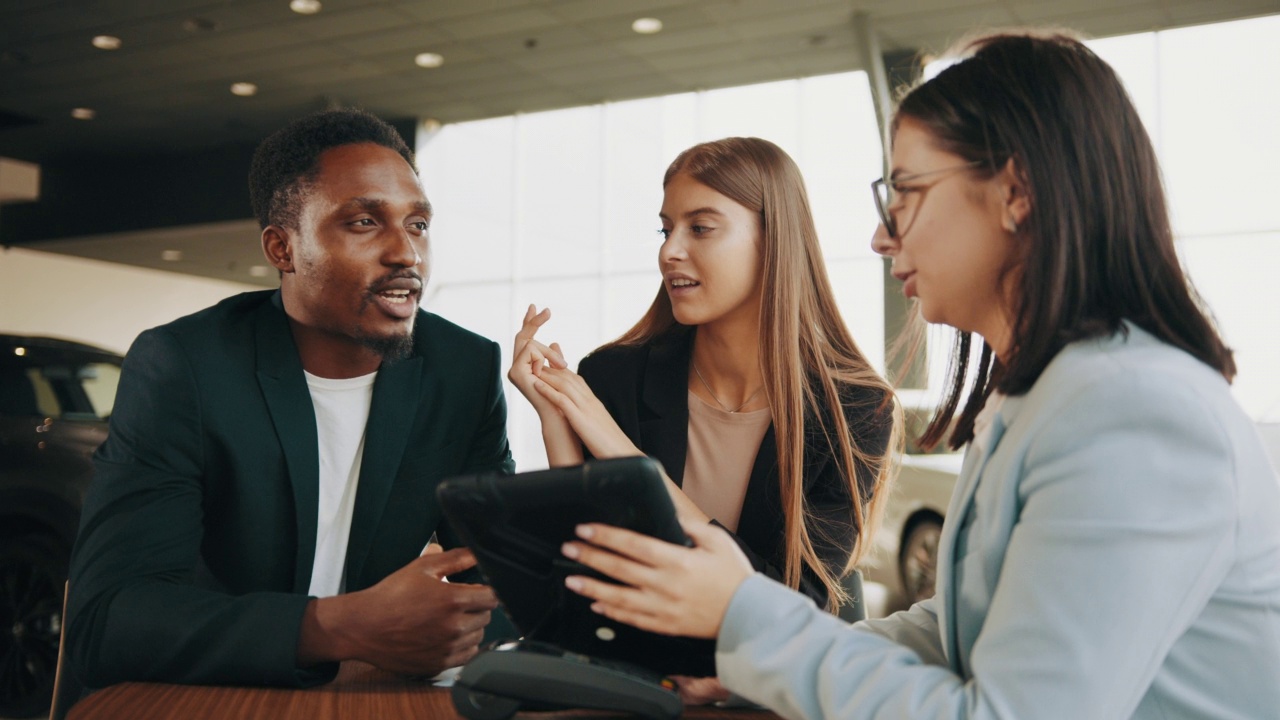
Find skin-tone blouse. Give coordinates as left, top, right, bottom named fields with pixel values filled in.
left=682, top=391, right=772, bottom=532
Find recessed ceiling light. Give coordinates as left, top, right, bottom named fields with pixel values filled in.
left=230, top=82, right=258, bottom=97
left=71, top=107, right=96, bottom=120
left=161, top=249, right=183, bottom=262
left=632, top=17, right=663, bottom=34
left=248, top=265, right=272, bottom=277
left=414, top=52, right=444, bottom=68
left=92, top=35, right=122, bottom=50
left=290, top=0, right=322, bottom=15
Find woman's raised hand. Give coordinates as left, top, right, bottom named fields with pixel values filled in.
left=508, top=305, right=567, bottom=414
left=508, top=305, right=583, bottom=467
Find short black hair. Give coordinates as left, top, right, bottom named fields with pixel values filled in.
left=248, top=108, right=415, bottom=230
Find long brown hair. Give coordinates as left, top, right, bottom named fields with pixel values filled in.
left=894, top=31, right=1236, bottom=450
left=606, top=137, right=899, bottom=610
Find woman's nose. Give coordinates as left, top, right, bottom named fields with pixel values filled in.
left=659, top=234, right=684, bottom=264
left=870, top=223, right=897, bottom=257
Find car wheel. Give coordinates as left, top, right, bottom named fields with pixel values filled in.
left=0, top=533, right=67, bottom=719
left=898, top=517, right=942, bottom=605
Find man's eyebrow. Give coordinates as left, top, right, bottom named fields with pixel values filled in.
left=337, top=197, right=432, bottom=216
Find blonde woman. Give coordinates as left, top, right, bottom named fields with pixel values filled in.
left=509, top=137, right=897, bottom=632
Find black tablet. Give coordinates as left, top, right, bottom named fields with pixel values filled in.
left=437, top=456, right=717, bottom=677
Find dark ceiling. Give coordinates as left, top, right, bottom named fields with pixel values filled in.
left=6, top=0, right=1278, bottom=163
left=1, top=0, right=1277, bottom=286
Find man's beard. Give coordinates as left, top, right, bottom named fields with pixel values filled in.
left=356, top=327, right=414, bottom=363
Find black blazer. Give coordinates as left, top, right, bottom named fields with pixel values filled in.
left=66, top=290, right=514, bottom=688
left=578, top=328, right=891, bottom=610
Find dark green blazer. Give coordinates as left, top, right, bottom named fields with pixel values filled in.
left=66, top=290, right=513, bottom=688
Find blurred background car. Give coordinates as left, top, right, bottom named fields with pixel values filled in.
left=0, top=334, right=121, bottom=719
left=862, top=392, right=962, bottom=613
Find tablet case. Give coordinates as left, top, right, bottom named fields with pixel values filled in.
left=437, top=456, right=717, bottom=677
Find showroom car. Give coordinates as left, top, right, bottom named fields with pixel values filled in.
left=0, top=334, right=122, bottom=718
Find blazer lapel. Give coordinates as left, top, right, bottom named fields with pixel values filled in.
left=935, top=398, right=1015, bottom=674
left=343, top=354, right=423, bottom=586
left=253, top=295, right=320, bottom=593
left=639, top=332, right=694, bottom=484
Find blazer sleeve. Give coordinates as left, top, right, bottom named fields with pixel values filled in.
left=437, top=339, right=516, bottom=585
left=715, top=371, right=1242, bottom=719
left=457, top=340, right=516, bottom=477
left=796, top=392, right=894, bottom=601
left=66, top=328, right=328, bottom=689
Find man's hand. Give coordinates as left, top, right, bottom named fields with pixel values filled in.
left=297, top=548, right=498, bottom=676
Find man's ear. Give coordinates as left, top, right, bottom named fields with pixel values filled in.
left=262, top=225, right=295, bottom=274
left=998, top=157, right=1032, bottom=233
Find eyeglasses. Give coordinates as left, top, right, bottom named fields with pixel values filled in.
left=872, top=161, right=983, bottom=238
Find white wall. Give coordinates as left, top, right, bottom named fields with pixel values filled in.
left=0, top=246, right=261, bottom=355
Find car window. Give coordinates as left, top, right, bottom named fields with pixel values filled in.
left=26, top=367, right=64, bottom=417
left=1, top=360, right=121, bottom=420
left=78, top=363, right=121, bottom=419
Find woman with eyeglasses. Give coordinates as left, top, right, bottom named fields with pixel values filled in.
left=556, top=31, right=1280, bottom=719
left=507, top=137, right=898, bottom=701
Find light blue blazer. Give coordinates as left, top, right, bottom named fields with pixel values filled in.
left=716, top=325, right=1280, bottom=719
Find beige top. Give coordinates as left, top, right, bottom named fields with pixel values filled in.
left=682, top=390, right=773, bottom=532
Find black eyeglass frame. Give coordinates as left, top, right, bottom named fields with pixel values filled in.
left=872, top=160, right=984, bottom=238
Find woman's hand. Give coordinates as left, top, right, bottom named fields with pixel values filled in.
left=532, top=367, right=645, bottom=459
left=561, top=519, right=753, bottom=639
left=507, top=304, right=567, bottom=416
left=507, top=305, right=583, bottom=466
left=532, top=358, right=711, bottom=523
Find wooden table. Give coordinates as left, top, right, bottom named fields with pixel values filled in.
left=66, top=662, right=777, bottom=719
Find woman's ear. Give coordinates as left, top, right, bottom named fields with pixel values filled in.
left=262, top=226, right=295, bottom=274
left=998, top=157, right=1032, bottom=232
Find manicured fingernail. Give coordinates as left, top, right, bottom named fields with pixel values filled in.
left=561, top=542, right=579, bottom=559
left=590, top=603, right=604, bottom=614
left=565, top=577, right=583, bottom=591
left=576, top=524, right=595, bottom=539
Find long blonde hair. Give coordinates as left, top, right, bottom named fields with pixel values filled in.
left=607, top=137, right=899, bottom=610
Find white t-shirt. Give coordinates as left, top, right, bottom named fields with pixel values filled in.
left=304, top=369, right=377, bottom=598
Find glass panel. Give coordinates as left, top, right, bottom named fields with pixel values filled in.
left=80, top=363, right=122, bottom=418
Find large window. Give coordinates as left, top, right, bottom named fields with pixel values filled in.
left=1089, top=15, right=1280, bottom=420
left=419, top=73, right=884, bottom=470
left=420, top=14, right=1280, bottom=471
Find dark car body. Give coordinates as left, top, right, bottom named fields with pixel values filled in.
left=1, top=334, right=122, bottom=718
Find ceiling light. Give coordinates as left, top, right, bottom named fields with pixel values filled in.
left=632, top=18, right=663, bottom=34
left=14, top=347, right=26, bottom=357
left=92, top=35, right=122, bottom=50
left=71, top=107, right=96, bottom=120
left=289, top=0, right=322, bottom=15
left=161, top=250, right=183, bottom=262
left=414, top=52, right=444, bottom=68
left=248, top=265, right=272, bottom=277
left=230, top=82, right=258, bottom=97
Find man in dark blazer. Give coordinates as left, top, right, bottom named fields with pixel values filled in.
left=66, top=109, right=513, bottom=689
